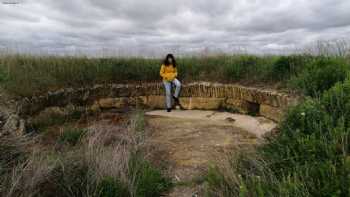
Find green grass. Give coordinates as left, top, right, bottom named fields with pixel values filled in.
left=0, top=54, right=335, bottom=97
left=128, top=153, right=172, bottom=197
left=58, top=127, right=87, bottom=146
left=96, top=176, right=129, bottom=197
left=1, top=53, right=348, bottom=97
left=204, top=56, right=350, bottom=196
left=29, top=106, right=85, bottom=132
left=289, top=57, right=349, bottom=97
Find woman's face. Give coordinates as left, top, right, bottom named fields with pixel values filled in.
left=167, top=57, right=173, bottom=64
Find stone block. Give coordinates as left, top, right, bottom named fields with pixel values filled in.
left=224, top=98, right=249, bottom=113
left=260, top=104, right=284, bottom=122
left=180, top=97, right=225, bottom=110
left=143, top=95, right=165, bottom=109
left=98, top=97, right=128, bottom=109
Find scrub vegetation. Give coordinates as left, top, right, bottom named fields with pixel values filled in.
left=205, top=55, right=350, bottom=196
left=0, top=112, right=171, bottom=197
left=1, top=53, right=348, bottom=97
left=1, top=44, right=350, bottom=196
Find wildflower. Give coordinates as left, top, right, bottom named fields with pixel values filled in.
left=301, top=112, right=306, bottom=116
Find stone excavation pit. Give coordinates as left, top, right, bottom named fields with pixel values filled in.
left=0, top=82, right=299, bottom=196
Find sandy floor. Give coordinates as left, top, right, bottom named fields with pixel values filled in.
left=146, top=110, right=276, bottom=138
left=145, top=110, right=276, bottom=197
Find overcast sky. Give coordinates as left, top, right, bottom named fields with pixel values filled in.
left=0, top=0, right=350, bottom=56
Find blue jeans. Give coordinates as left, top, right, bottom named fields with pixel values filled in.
left=163, top=78, right=181, bottom=109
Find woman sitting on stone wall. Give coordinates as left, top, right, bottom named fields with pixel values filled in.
left=159, top=53, right=182, bottom=112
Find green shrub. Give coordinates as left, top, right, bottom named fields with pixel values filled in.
left=0, top=67, right=8, bottom=82
left=205, top=152, right=309, bottom=197
left=31, top=112, right=67, bottom=131
left=263, top=98, right=340, bottom=168
left=322, top=78, right=350, bottom=126
left=49, top=158, right=92, bottom=197
left=279, top=98, right=330, bottom=136
left=207, top=76, right=350, bottom=196
left=129, top=153, right=172, bottom=197
left=290, top=57, right=348, bottom=97
left=260, top=90, right=350, bottom=196
left=30, top=106, right=84, bottom=132
left=96, top=177, right=129, bottom=197
left=271, top=55, right=312, bottom=81
left=58, top=127, right=86, bottom=146
left=221, top=55, right=276, bottom=82
left=205, top=165, right=237, bottom=197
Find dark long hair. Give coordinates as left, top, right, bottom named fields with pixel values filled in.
left=163, top=53, right=177, bottom=67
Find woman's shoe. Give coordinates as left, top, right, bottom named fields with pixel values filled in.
left=167, top=108, right=172, bottom=112
left=172, top=96, right=185, bottom=109
left=173, top=96, right=180, bottom=105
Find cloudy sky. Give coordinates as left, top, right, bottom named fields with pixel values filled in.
left=0, top=0, right=350, bottom=56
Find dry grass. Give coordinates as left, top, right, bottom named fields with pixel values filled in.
left=0, top=111, right=171, bottom=197
left=205, top=149, right=277, bottom=197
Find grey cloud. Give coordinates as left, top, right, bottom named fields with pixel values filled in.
left=0, top=0, right=349, bottom=56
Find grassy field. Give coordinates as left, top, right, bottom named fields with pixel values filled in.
left=0, top=53, right=338, bottom=97
left=1, top=52, right=350, bottom=196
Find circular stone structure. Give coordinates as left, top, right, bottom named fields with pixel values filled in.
left=0, top=82, right=298, bottom=196
left=1, top=82, right=298, bottom=136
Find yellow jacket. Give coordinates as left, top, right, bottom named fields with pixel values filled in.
left=159, top=64, right=177, bottom=81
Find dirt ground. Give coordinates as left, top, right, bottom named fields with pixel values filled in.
left=145, top=110, right=276, bottom=197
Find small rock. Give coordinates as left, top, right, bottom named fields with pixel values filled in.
left=225, top=117, right=236, bottom=122
left=3, top=114, right=26, bottom=136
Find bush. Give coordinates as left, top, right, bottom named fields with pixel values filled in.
left=31, top=112, right=67, bottom=131
left=290, top=57, right=348, bottom=97
left=206, top=76, right=350, bottom=196
left=30, top=106, right=84, bottom=132
left=279, top=98, right=330, bottom=136
left=265, top=77, right=350, bottom=196
left=49, top=156, right=92, bottom=197
left=271, top=55, right=312, bottom=81
left=0, top=67, right=8, bottom=82
left=96, top=177, right=129, bottom=197
left=322, top=78, right=350, bottom=126
left=129, top=153, right=172, bottom=197
left=205, top=151, right=309, bottom=197
left=58, top=127, right=86, bottom=146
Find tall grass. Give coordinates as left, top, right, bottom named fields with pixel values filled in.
left=289, top=57, right=349, bottom=97
left=0, top=111, right=171, bottom=197
left=0, top=54, right=326, bottom=97
left=0, top=135, right=34, bottom=176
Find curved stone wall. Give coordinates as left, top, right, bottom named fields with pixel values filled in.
left=17, top=82, right=298, bottom=121
left=1, top=82, right=299, bottom=136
